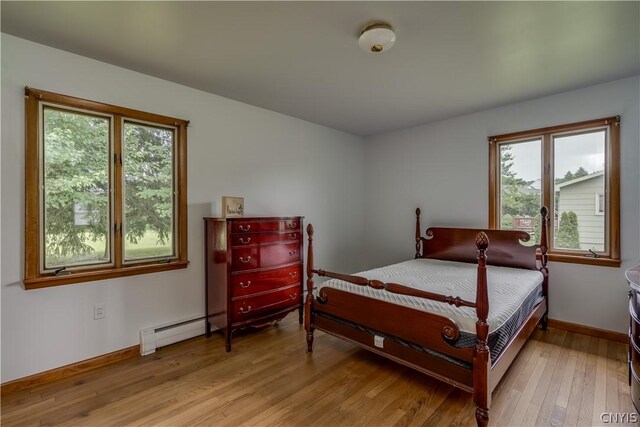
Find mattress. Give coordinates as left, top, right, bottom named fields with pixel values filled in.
left=317, top=258, right=544, bottom=363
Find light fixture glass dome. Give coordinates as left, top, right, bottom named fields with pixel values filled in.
left=358, top=22, right=396, bottom=53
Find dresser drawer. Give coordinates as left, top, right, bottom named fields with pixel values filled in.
left=231, top=231, right=300, bottom=247
left=631, top=302, right=640, bottom=345
left=260, top=242, right=300, bottom=267
left=231, top=285, right=300, bottom=323
left=260, top=220, right=300, bottom=232
left=632, top=289, right=640, bottom=320
left=231, top=265, right=301, bottom=297
left=231, top=247, right=259, bottom=271
left=231, top=219, right=300, bottom=234
left=231, top=221, right=260, bottom=233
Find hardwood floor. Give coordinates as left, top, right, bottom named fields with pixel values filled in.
left=1, top=317, right=635, bottom=426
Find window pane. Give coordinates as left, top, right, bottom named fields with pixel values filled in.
left=553, top=130, right=606, bottom=252
left=43, top=108, right=111, bottom=269
left=498, top=140, right=542, bottom=244
left=123, top=122, right=175, bottom=261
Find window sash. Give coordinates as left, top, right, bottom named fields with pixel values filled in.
left=39, top=103, right=116, bottom=273
left=495, top=138, right=543, bottom=240
left=550, top=127, right=609, bottom=256
left=488, top=116, right=620, bottom=267
left=121, top=119, right=178, bottom=264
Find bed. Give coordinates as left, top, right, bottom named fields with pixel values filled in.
left=304, top=207, right=549, bottom=427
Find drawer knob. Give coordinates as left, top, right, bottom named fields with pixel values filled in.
left=287, top=223, right=297, bottom=229
left=239, top=305, right=252, bottom=314
left=239, top=256, right=252, bottom=263
left=240, top=281, right=252, bottom=288
left=289, top=271, right=297, bottom=278
left=290, top=293, right=298, bottom=300
left=289, top=250, right=297, bottom=256
left=239, top=225, right=251, bottom=231
left=239, top=237, right=251, bottom=244
left=288, top=233, right=297, bottom=240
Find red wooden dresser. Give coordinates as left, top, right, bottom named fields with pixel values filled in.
left=204, top=216, right=304, bottom=351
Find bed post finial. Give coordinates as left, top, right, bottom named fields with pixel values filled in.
left=305, top=224, right=315, bottom=352
left=415, top=208, right=422, bottom=259
left=474, top=231, right=491, bottom=427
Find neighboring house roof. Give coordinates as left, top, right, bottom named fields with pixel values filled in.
left=519, top=178, right=542, bottom=194
left=520, top=186, right=540, bottom=194
left=555, top=171, right=604, bottom=191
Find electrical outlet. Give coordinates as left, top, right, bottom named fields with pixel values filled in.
left=94, top=304, right=105, bottom=320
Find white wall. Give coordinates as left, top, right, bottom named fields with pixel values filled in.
left=0, top=34, right=366, bottom=383
left=364, top=76, right=640, bottom=334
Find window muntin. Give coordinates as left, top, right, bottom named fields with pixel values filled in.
left=41, top=106, right=113, bottom=271
left=489, top=116, right=620, bottom=267
left=25, top=87, right=189, bottom=289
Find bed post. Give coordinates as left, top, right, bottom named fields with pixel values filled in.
left=305, top=224, right=316, bottom=353
left=539, top=206, right=549, bottom=330
left=415, top=208, right=422, bottom=259
left=473, top=231, right=490, bottom=427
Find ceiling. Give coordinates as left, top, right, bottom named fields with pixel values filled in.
left=2, top=2, right=639, bottom=136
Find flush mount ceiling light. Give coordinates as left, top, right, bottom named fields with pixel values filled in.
left=358, top=22, right=396, bottom=53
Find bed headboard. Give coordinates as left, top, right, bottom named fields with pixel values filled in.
left=415, top=208, right=548, bottom=271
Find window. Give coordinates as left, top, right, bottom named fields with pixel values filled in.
left=25, top=88, right=189, bottom=289
left=489, top=116, right=620, bottom=267
left=595, top=193, right=605, bottom=216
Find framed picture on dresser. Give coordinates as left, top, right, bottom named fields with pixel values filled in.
left=222, top=196, right=244, bottom=218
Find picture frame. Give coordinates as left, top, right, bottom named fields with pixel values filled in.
left=222, top=196, right=244, bottom=218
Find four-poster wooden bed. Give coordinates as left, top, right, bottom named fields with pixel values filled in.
left=304, top=207, right=549, bottom=427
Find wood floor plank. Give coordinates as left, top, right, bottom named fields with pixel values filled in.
left=576, top=337, right=599, bottom=426
left=535, top=329, right=570, bottom=425
left=592, top=338, right=609, bottom=426
left=507, top=350, right=547, bottom=426
left=550, top=404, right=567, bottom=426
left=1, top=318, right=633, bottom=427
left=531, top=328, right=565, bottom=407
left=606, top=340, right=621, bottom=414
left=490, top=338, right=535, bottom=420
left=564, top=333, right=590, bottom=426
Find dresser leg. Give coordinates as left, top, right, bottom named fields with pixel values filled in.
left=225, top=329, right=231, bottom=352
left=298, top=306, right=303, bottom=325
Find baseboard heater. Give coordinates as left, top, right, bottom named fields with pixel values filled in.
left=139, top=316, right=208, bottom=355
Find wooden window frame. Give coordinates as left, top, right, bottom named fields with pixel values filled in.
left=24, top=87, right=189, bottom=289
left=489, top=116, right=620, bottom=267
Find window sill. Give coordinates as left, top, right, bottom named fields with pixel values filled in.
left=23, top=260, right=189, bottom=290
left=547, top=253, right=620, bottom=268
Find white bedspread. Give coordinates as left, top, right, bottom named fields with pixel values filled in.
left=320, top=258, right=544, bottom=334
